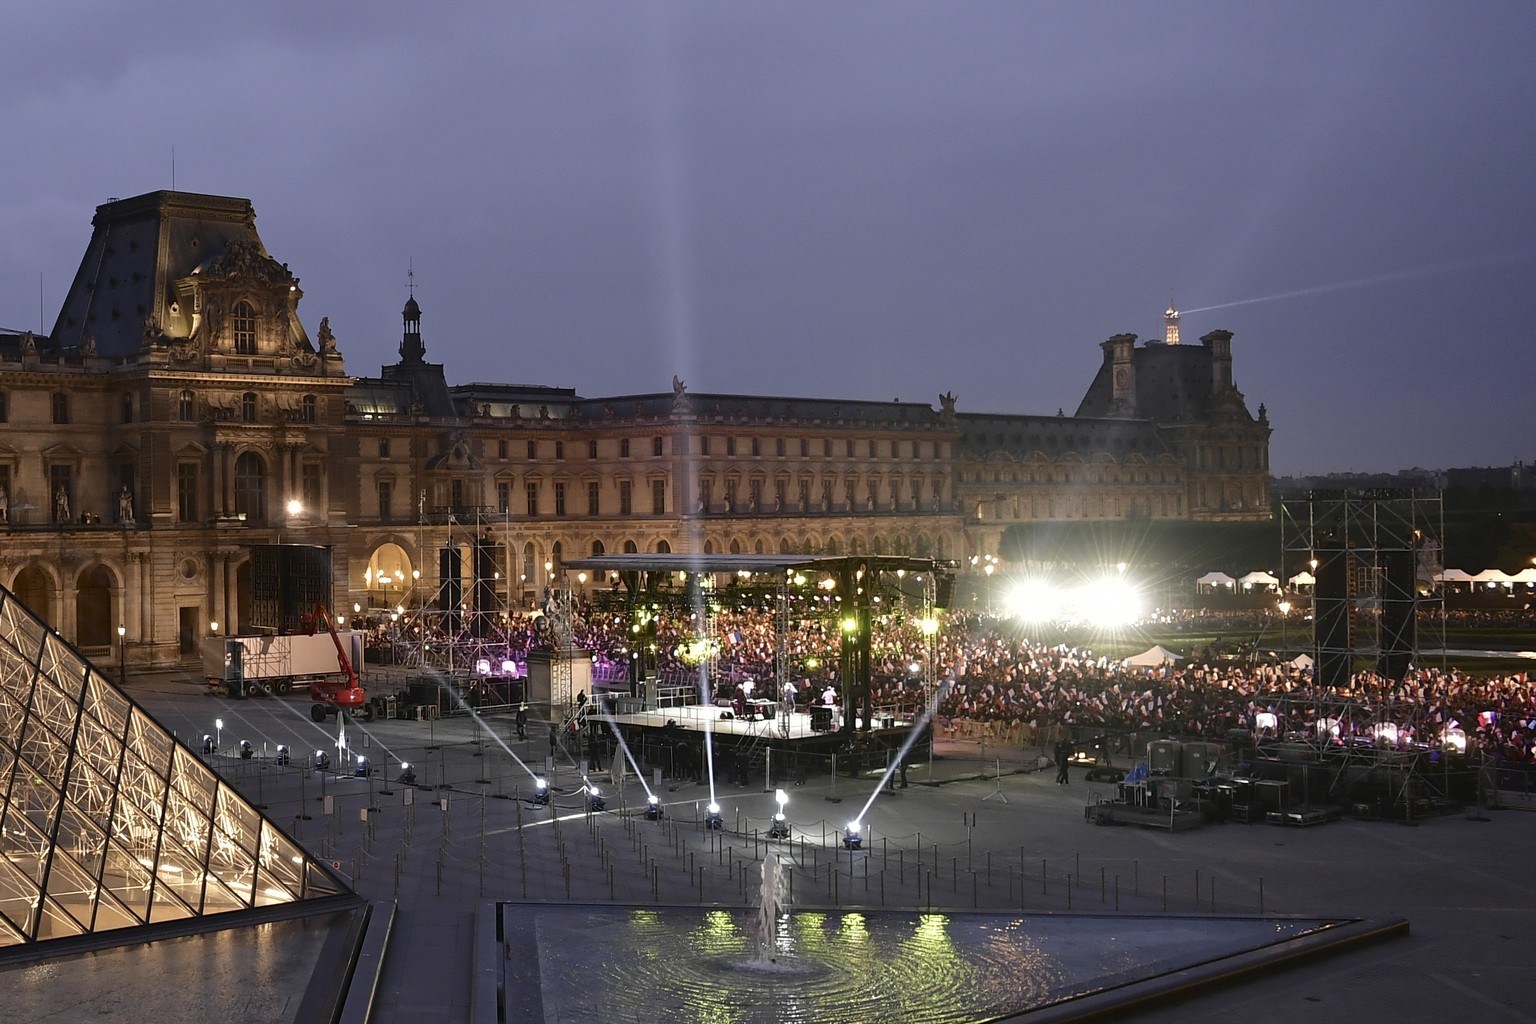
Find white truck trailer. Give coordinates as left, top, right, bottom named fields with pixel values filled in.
left=203, top=629, right=368, bottom=720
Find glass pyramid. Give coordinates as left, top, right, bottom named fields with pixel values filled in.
left=0, top=587, right=347, bottom=949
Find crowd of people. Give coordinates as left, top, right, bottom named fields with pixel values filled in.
left=357, top=599, right=1536, bottom=765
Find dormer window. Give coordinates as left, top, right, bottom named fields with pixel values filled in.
left=232, top=301, right=257, bottom=354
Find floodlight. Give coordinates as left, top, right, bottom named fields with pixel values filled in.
left=645, top=794, right=663, bottom=821
left=705, top=802, right=724, bottom=830
left=533, top=776, right=550, bottom=805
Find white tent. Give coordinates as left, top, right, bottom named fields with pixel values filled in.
left=1287, top=571, right=1316, bottom=587
left=1239, top=571, right=1280, bottom=591
left=1194, top=571, right=1235, bottom=591
left=1288, top=653, right=1315, bottom=670
left=1435, top=569, right=1476, bottom=583
left=1123, top=644, right=1184, bottom=667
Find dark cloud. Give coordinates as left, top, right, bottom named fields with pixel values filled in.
left=3, top=1, right=1534, bottom=475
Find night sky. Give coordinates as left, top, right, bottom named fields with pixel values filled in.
left=3, top=2, right=1533, bottom=477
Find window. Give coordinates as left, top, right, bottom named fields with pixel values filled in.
left=588, top=439, right=598, bottom=460
left=301, top=394, right=317, bottom=423
left=232, top=301, right=257, bottom=354
left=726, top=437, right=736, bottom=457
left=587, top=481, right=600, bottom=516
left=497, top=440, right=508, bottom=460
left=799, top=439, right=809, bottom=457
left=234, top=452, right=265, bottom=522
left=52, top=392, right=69, bottom=424
left=377, top=479, right=394, bottom=522
left=652, top=479, right=666, bottom=515
left=0, top=391, right=6, bottom=422
left=823, top=439, right=832, bottom=458
left=698, top=479, right=712, bottom=512
left=749, top=480, right=761, bottom=512
left=910, top=479, right=921, bottom=508
left=525, top=482, right=539, bottom=517
left=177, top=464, right=199, bottom=523
left=302, top=462, right=322, bottom=511
left=700, top=436, right=711, bottom=456
left=774, top=480, right=786, bottom=512
left=379, top=438, right=391, bottom=459
left=555, top=441, right=565, bottom=460
left=776, top=438, right=786, bottom=457
left=497, top=481, right=510, bottom=513
left=751, top=438, right=761, bottom=457
left=846, top=439, right=855, bottom=457
left=527, top=440, right=537, bottom=460
left=869, top=440, right=877, bottom=458
left=652, top=436, right=663, bottom=457
left=620, top=438, right=631, bottom=458
left=554, top=481, right=566, bottom=516
left=798, top=479, right=810, bottom=513
left=121, top=394, right=134, bottom=423
left=591, top=540, right=605, bottom=556
left=724, top=479, right=737, bottom=512
left=241, top=392, right=257, bottom=423
left=177, top=390, right=195, bottom=422
left=845, top=479, right=857, bottom=511
left=619, top=480, right=633, bottom=516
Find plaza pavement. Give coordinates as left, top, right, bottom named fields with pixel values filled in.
left=76, top=671, right=1536, bottom=1021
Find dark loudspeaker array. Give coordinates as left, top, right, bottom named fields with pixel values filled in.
left=1377, top=548, right=1417, bottom=682
left=1313, top=542, right=1352, bottom=690
left=934, top=574, right=954, bottom=610
left=438, top=547, right=462, bottom=632
left=471, top=538, right=500, bottom=638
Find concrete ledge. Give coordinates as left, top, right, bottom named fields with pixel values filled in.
left=338, top=899, right=397, bottom=1024
left=472, top=902, right=501, bottom=1024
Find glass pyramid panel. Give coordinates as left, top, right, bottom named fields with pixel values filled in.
left=0, top=586, right=349, bottom=950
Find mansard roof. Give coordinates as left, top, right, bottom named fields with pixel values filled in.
left=1075, top=339, right=1228, bottom=423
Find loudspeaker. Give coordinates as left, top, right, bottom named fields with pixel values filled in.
left=934, top=574, right=954, bottom=610
left=471, top=538, right=500, bottom=638
left=1313, top=546, right=1352, bottom=689
left=1377, top=548, right=1417, bottom=681
left=438, top=547, right=462, bottom=612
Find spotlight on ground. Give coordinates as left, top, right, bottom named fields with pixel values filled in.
left=399, top=761, right=416, bottom=786
left=314, top=750, right=331, bottom=771
left=533, top=776, right=550, bottom=805
left=705, top=802, right=724, bottom=830
left=239, top=739, right=253, bottom=760
left=587, top=784, right=606, bottom=812
left=275, top=744, right=290, bottom=766
left=201, top=735, right=214, bottom=755
left=769, top=812, right=790, bottom=839
left=354, top=755, right=369, bottom=778
left=842, top=820, right=863, bottom=849
left=645, top=794, right=663, bottom=821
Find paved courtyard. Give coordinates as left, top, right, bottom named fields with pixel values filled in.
left=55, top=670, right=1536, bottom=1022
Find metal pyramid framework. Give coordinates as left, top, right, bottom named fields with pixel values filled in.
left=0, top=586, right=347, bottom=949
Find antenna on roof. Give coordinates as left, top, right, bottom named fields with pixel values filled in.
left=171, top=146, right=176, bottom=192
left=408, top=259, right=415, bottom=298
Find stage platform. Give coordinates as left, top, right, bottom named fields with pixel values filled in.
left=602, top=701, right=915, bottom=745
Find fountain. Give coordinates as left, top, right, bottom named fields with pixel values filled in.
left=751, top=851, right=789, bottom=964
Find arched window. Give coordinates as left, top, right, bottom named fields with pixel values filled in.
left=655, top=540, right=671, bottom=554
left=590, top=539, right=605, bottom=556
left=522, top=542, right=536, bottom=583
left=178, top=389, right=196, bottom=422
left=241, top=392, right=258, bottom=423
left=232, top=301, right=257, bottom=354
left=623, top=540, right=638, bottom=554
left=234, top=452, right=266, bottom=522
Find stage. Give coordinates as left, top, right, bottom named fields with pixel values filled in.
left=599, top=700, right=916, bottom=746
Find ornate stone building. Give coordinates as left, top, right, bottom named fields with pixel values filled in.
left=0, top=192, right=1269, bottom=668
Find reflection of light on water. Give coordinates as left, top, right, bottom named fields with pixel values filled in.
left=839, top=913, right=868, bottom=945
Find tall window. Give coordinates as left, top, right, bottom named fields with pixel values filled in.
left=724, top=479, right=737, bottom=512
left=651, top=436, right=663, bottom=457
left=619, top=480, right=632, bottom=516
left=232, top=301, right=257, bottom=354
left=301, top=462, right=322, bottom=511
left=554, top=481, right=566, bottom=516
left=847, top=439, right=855, bottom=457
left=497, top=439, right=507, bottom=460
left=751, top=438, right=761, bottom=457
left=0, top=391, right=7, bottom=422
left=749, top=480, right=761, bottom=512
left=587, top=481, right=600, bottom=516
left=527, top=440, right=537, bottom=460
left=588, top=439, right=598, bottom=460
left=496, top=481, right=510, bottom=514
left=776, top=438, right=786, bottom=457
left=555, top=441, right=565, bottom=460
left=726, top=437, right=736, bottom=457
left=301, top=394, right=317, bottom=423
left=178, top=389, right=195, bottom=422
left=798, top=479, right=810, bottom=513
left=525, top=482, right=539, bottom=517
left=799, top=439, right=808, bottom=457
left=378, top=479, right=394, bottom=522
left=651, top=480, right=666, bottom=515
left=51, top=392, right=69, bottom=424
left=233, top=452, right=265, bottom=522
left=620, top=438, right=631, bottom=458
left=176, top=469, right=199, bottom=525
left=241, top=392, right=257, bottom=423
left=774, top=480, right=786, bottom=512
left=121, top=394, right=134, bottom=423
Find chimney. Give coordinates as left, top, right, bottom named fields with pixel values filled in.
left=1202, top=329, right=1233, bottom=392
left=1101, top=333, right=1138, bottom=415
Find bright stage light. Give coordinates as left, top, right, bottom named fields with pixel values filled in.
left=705, top=802, right=723, bottom=830
left=1441, top=726, right=1467, bottom=753
left=645, top=794, right=663, bottom=820
left=1003, top=580, right=1060, bottom=622
left=1076, top=577, right=1143, bottom=627
left=842, top=820, right=863, bottom=849
left=534, top=776, right=550, bottom=805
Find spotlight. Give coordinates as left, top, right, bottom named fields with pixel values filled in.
left=533, top=776, right=550, bottom=805
left=354, top=756, right=369, bottom=778
left=587, top=784, right=606, bottom=812
left=239, top=740, right=253, bottom=760
left=399, top=762, right=416, bottom=786
left=769, top=812, right=790, bottom=839
left=201, top=735, right=214, bottom=755
left=842, top=820, right=863, bottom=849
left=645, top=794, right=664, bottom=821
left=275, top=744, right=289, bottom=766
left=314, top=750, right=331, bottom=771
left=705, top=802, right=724, bottom=830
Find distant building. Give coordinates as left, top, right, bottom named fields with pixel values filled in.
left=0, top=191, right=1270, bottom=667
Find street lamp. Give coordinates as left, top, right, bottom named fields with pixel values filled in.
left=117, top=624, right=126, bottom=686
left=214, top=718, right=224, bottom=751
